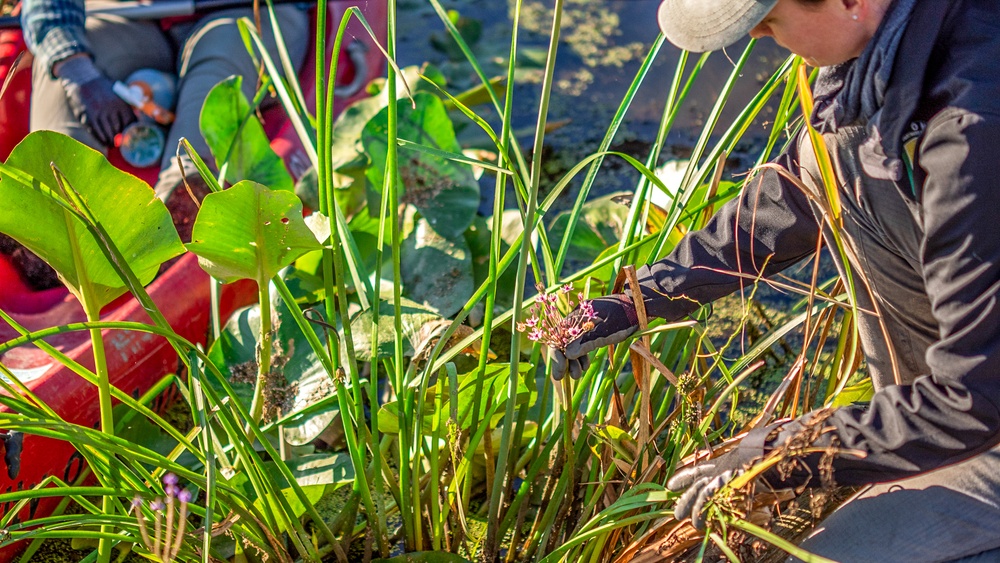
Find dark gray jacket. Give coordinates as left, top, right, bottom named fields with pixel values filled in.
left=636, top=0, right=1000, bottom=487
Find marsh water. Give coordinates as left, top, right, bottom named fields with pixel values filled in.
left=396, top=0, right=790, bottom=211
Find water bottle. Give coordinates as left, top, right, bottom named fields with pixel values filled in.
left=113, top=69, right=177, bottom=168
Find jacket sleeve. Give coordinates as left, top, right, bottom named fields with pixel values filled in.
left=769, top=109, right=1000, bottom=488
left=634, top=140, right=822, bottom=322
left=21, top=0, right=89, bottom=77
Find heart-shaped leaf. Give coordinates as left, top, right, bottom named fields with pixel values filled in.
left=400, top=211, right=474, bottom=317
left=201, top=76, right=294, bottom=192
left=363, top=92, right=479, bottom=241
left=187, top=181, right=322, bottom=285
left=0, top=131, right=184, bottom=308
left=207, top=295, right=340, bottom=445
left=344, top=298, right=441, bottom=361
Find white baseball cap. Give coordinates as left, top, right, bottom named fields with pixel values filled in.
left=657, top=0, right=779, bottom=52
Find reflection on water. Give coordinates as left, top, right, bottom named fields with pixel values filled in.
left=396, top=0, right=790, bottom=203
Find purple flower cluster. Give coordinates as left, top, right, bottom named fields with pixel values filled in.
left=516, top=284, right=597, bottom=351
left=132, top=473, right=192, bottom=562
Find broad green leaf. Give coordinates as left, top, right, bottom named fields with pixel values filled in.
left=115, top=406, right=201, bottom=471
left=328, top=94, right=384, bottom=176
left=200, top=76, right=294, bottom=192
left=400, top=211, right=474, bottom=317
left=284, top=452, right=354, bottom=487
left=322, top=64, right=442, bottom=189
left=207, top=296, right=339, bottom=445
left=226, top=455, right=350, bottom=534
left=344, top=298, right=442, bottom=361
left=187, top=181, right=322, bottom=284
left=296, top=65, right=447, bottom=210
left=255, top=484, right=326, bottom=532
left=363, top=92, right=479, bottom=240
left=0, top=131, right=183, bottom=308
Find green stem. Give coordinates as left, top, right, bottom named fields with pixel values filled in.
left=486, top=0, right=562, bottom=557
left=248, top=281, right=273, bottom=425
left=84, top=298, right=114, bottom=563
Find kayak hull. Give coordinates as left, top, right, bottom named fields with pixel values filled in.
left=0, top=0, right=386, bottom=555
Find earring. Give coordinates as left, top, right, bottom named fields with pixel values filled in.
left=852, top=14, right=859, bottom=20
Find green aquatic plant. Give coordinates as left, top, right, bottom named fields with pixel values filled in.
left=0, top=1, right=867, bottom=562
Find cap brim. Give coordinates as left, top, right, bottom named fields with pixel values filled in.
left=657, top=0, right=778, bottom=53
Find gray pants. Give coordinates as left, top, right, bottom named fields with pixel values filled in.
left=788, top=444, right=1000, bottom=562
left=30, top=1, right=308, bottom=197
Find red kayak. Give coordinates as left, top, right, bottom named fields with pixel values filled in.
left=0, top=0, right=386, bottom=543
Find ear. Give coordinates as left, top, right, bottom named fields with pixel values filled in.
left=839, top=0, right=862, bottom=16
left=848, top=0, right=892, bottom=28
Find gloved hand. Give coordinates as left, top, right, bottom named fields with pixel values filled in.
left=55, top=55, right=136, bottom=147
left=550, top=293, right=640, bottom=380
left=2, top=430, right=23, bottom=480
left=667, top=424, right=776, bottom=530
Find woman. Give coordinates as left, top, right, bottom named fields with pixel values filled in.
left=555, top=0, right=1000, bottom=560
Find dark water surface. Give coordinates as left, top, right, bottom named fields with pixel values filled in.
left=396, top=0, right=790, bottom=209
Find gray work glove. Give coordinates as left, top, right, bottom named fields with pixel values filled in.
left=549, top=294, right=639, bottom=380
left=667, top=423, right=777, bottom=530
left=56, top=55, right=136, bottom=147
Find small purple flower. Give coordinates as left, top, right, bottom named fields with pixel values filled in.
left=150, top=498, right=165, bottom=511
left=562, top=284, right=574, bottom=294
left=132, top=496, right=143, bottom=508
left=177, top=489, right=193, bottom=503
left=528, top=328, right=544, bottom=342
left=165, top=484, right=179, bottom=498
left=162, top=473, right=179, bottom=486
left=524, top=316, right=539, bottom=328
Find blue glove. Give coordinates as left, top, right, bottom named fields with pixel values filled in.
left=56, top=55, right=136, bottom=147
left=549, top=294, right=639, bottom=380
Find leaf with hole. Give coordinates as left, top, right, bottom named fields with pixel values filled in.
left=186, top=181, right=322, bottom=285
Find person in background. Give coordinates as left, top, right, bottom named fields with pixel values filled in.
left=21, top=0, right=309, bottom=209
left=554, top=0, right=1000, bottom=560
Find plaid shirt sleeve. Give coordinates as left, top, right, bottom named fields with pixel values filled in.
left=21, top=0, right=89, bottom=77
